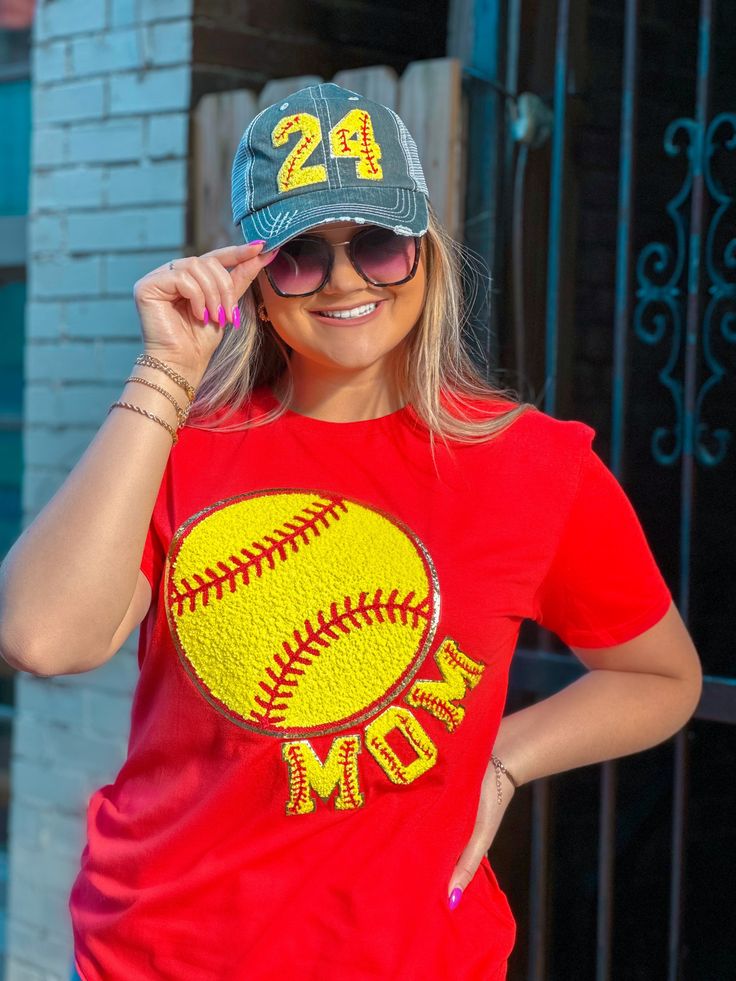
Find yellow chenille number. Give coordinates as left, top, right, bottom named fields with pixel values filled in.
left=273, top=112, right=327, bottom=193
left=272, top=109, right=384, bottom=193
left=330, top=109, right=383, bottom=180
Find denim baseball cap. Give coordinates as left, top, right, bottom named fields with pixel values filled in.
left=231, top=82, right=430, bottom=250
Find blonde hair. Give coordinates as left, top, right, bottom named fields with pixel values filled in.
left=186, top=204, right=534, bottom=445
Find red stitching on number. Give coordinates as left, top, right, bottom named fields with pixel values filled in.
left=170, top=497, right=348, bottom=615
left=443, top=642, right=485, bottom=679
left=368, top=733, right=409, bottom=783
left=284, top=133, right=314, bottom=188
left=335, top=127, right=351, bottom=153
left=286, top=743, right=310, bottom=813
left=249, top=588, right=431, bottom=727
left=359, top=113, right=379, bottom=175
left=338, top=737, right=361, bottom=808
left=409, top=689, right=457, bottom=728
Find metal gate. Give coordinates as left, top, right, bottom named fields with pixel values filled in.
left=453, top=1, right=736, bottom=978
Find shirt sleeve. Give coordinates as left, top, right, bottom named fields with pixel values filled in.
left=140, top=521, right=165, bottom=596
left=532, top=445, right=673, bottom=648
left=139, top=463, right=170, bottom=597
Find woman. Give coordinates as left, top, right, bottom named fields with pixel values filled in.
left=0, top=83, right=702, bottom=980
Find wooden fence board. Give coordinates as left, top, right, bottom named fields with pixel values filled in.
left=259, top=76, right=324, bottom=109
left=331, top=66, right=399, bottom=109
left=192, top=88, right=258, bottom=254
left=399, top=58, right=465, bottom=238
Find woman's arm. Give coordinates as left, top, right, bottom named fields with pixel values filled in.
left=447, top=602, right=701, bottom=908
left=491, top=600, right=702, bottom=787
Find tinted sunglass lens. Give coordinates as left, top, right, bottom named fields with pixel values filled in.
left=268, top=238, right=328, bottom=295
left=353, top=228, right=416, bottom=284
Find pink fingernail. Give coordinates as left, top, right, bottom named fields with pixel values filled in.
left=203, top=307, right=209, bottom=325
left=263, top=247, right=281, bottom=265
left=232, top=305, right=241, bottom=329
left=218, top=304, right=226, bottom=327
left=448, top=888, right=463, bottom=911
left=249, top=239, right=267, bottom=246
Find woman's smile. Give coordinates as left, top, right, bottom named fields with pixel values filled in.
left=308, top=299, right=386, bottom=325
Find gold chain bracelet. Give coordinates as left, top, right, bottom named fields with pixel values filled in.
left=135, top=353, right=196, bottom=403
left=490, top=755, right=518, bottom=805
left=124, top=375, right=190, bottom=426
left=108, top=401, right=179, bottom=445
left=107, top=354, right=200, bottom=446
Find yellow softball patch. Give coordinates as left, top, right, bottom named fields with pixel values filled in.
left=165, top=490, right=439, bottom=738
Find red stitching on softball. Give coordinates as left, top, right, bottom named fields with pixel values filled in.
left=170, top=497, right=347, bottom=616
left=249, top=588, right=432, bottom=727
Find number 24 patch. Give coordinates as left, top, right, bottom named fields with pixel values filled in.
left=272, top=110, right=383, bottom=193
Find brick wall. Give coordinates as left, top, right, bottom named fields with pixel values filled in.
left=7, top=2, right=193, bottom=977
left=10, top=1, right=452, bottom=977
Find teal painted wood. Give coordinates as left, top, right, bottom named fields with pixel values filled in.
left=0, top=79, right=30, bottom=215
left=461, top=0, right=503, bottom=376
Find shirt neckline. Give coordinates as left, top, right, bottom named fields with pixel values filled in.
left=258, top=385, right=414, bottom=432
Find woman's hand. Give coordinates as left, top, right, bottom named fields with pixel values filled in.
left=447, top=760, right=517, bottom=909
left=133, top=240, right=279, bottom=377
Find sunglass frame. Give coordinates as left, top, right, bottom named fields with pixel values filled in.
left=263, top=227, right=422, bottom=298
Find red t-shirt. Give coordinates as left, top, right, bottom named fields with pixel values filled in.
left=69, top=386, right=672, bottom=980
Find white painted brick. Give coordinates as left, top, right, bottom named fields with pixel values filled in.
left=33, top=77, right=105, bottom=125
left=32, top=166, right=105, bottom=211
left=15, top=712, right=126, bottom=777
left=30, top=255, right=103, bottom=299
left=21, top=467, right=67, bottom=518
left=4, top=957, right=50, bottom=981
left=67, top=206, right=184, bottom=252
left=106, top=159, right=186, bottom=206
left=140, top=0, right=192, bottom=21
left=26, top=339, right=141, bottom=383
left=66, top=297, right=139, bottom=339
left=23, top=424, right=95, bottom=468
left=6, top=880, right=73, bottom=954
left=67, top=118, right=144, bottom=165
left=85, top=689, right=133, bottom=741
left=32, top=40, right=68, bottom=84
left=71, top=28, right=142, bottom=78
left=25, top=383, right=122, bottom=427
left=148, top=19, right=191, bottom=65
left=109, top=66, right=189, bottom=115
left=145, top=111, right=188, bottom=159
left=27, top=214, right=66, bottom=255
left=6, top=914, right=74, bottom=976
left=52, top=645, right=138, bottom=695
left=26, top=301, right=65, bottom=341
left=9, top=799, right=85, bottom=860
left=35, top=0, right=106, bottom=41
left=15, top=678, right=85, bottom=729
left=112, top=0, right=139, bottom=28
left=32, top=127, right=67, bottom=168
left=12, top=757, right=89, bottom=811
left=103, top=250, right=175, bottom=294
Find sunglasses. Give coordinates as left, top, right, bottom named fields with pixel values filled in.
left=263, top=226, right=422, bottom=298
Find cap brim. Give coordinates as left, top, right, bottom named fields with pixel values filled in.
left=238, top=186, right=428, bottom=251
